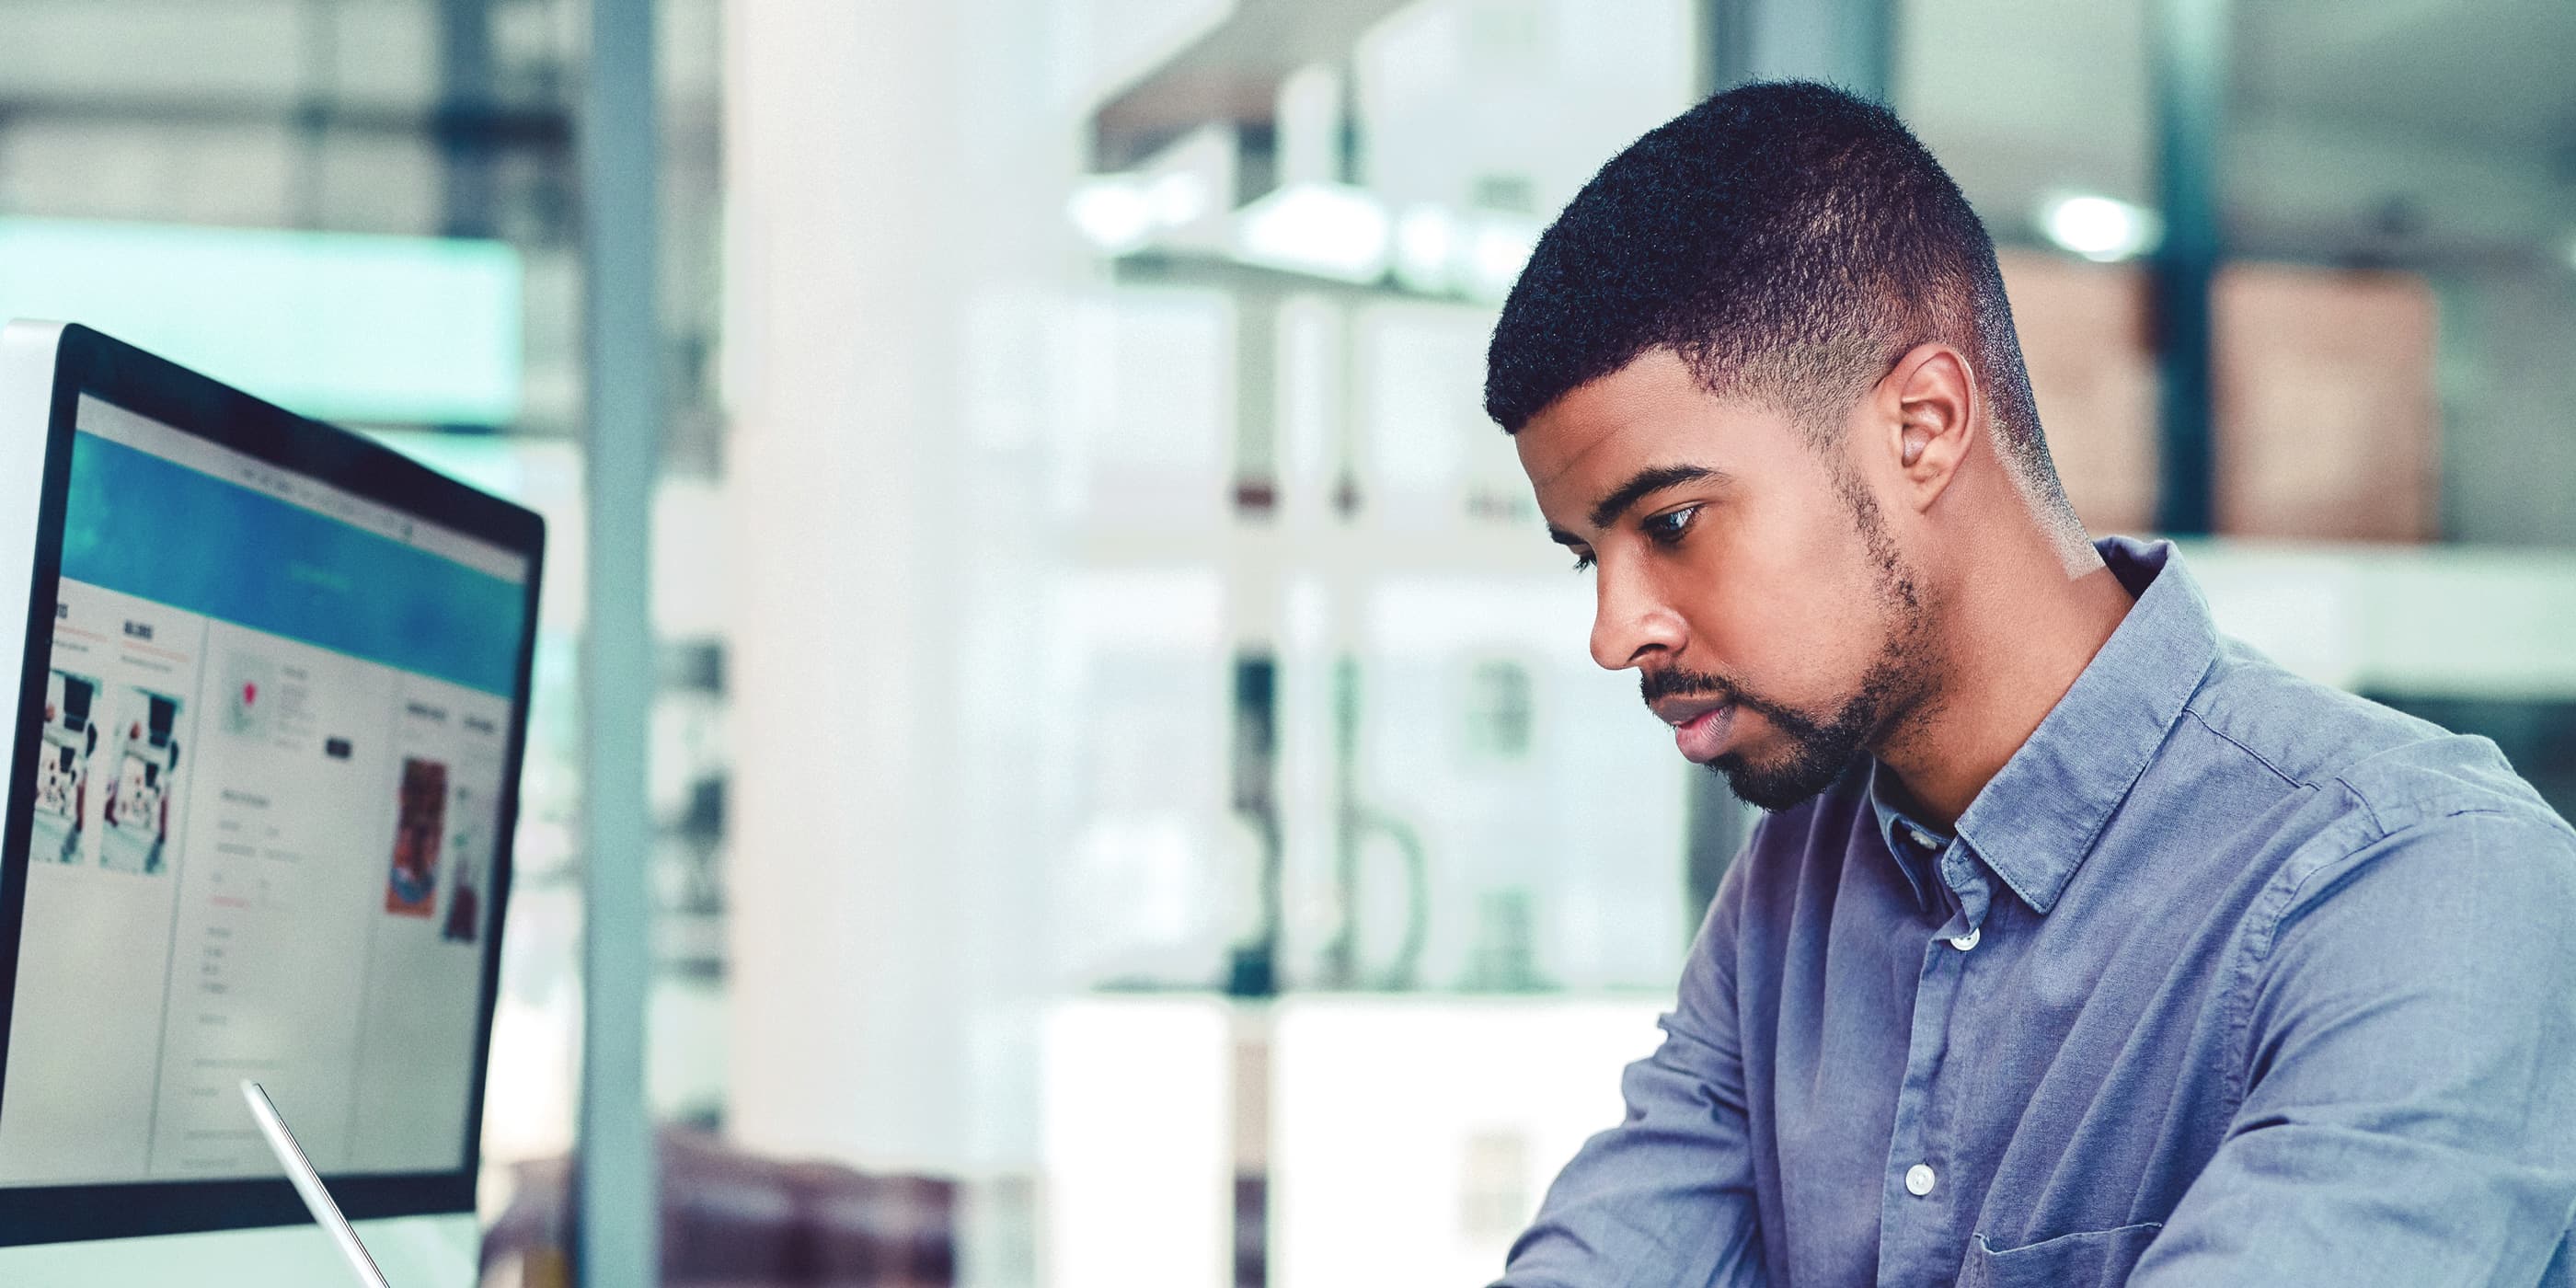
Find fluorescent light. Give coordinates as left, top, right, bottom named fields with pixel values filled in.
left=1145, top=172, right=1210, bottom=228
left=1234, top=182, right=1392, bottom=283
left=1079, top=168, right=1531, bottom=296
left=1068, top=177, right=1156, bottom=252
left=0, top=217, right=522, bottom=425
left=1066, top=167, right=1215, bottom=256
left=2039, top=193, right=2161, bottom=262
left=1393, top=204, right=1457, bottom=293
left=1391, top=204, right=1538, bottom=300
left=1463, top=213, right=1542, bottom=302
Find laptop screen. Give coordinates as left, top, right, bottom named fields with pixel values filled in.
left=0, top=392, right=531, bottom=1187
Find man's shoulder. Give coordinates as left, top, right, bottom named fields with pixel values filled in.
left=2184, top=636, right=2567, bottom=840
left=2180, top=638, right=2576, bottom=933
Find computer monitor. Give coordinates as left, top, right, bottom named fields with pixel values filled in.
left=0, top=321, right=543, bottom=1284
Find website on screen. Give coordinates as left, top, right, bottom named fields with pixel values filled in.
left=0, top=395, right=527, bottom=1185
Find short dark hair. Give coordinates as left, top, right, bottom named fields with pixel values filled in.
left=1485, top=81, right=2062, bottom=505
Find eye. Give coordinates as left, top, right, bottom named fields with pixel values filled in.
left=1569, top=548, right=1596, bottom=574
left=1642, top=504, right=1700, bottom=546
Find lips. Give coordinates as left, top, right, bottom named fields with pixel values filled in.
left=1664, top=700, right=1736, bottom=764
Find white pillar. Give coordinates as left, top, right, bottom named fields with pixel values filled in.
left=720, top=0, right=1074, bottom=1175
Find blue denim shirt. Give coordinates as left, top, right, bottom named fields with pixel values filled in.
left=1497, top=536, right=2576, bottom=1288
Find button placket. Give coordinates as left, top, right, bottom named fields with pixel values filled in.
left=1880, top=912, right=1974, bottom=1271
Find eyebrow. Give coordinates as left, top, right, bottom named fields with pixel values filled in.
left=1585, top=464, right=1729, bottom=532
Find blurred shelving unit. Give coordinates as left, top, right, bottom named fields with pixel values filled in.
left=1061, top=0, right=1718, bottom=998
left=1045, top=3, right=1717, bottom=1284
left=2183, top=541, right=2576, bottom=702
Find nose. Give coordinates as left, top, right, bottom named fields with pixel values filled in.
left=1588, top=559, right=1685, bottom=671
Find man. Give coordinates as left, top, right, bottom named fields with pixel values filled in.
left=1486, top=81, right=2576, bottom=1287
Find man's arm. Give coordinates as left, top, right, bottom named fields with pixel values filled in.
left=1493, top=857, right=1767, bottom=1288
left=2133, top=808, right=2576, bottom=1285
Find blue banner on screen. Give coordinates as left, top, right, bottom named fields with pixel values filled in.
left=59, top=432, right=526, bottom=696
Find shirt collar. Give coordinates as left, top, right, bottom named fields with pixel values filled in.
left=1905, top=536, right=2216, bottom=916
left=1868, top=761, right=1948, bottom=913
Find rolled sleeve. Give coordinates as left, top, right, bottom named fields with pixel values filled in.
left=2133, top=808, right=2576, bottom=1287
left=1493, top=857, right=1769, bottom=1288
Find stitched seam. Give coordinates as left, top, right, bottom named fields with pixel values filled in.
left=2176, top=707, right=2308, bottom=1110
left=2219, top=807, right=2305, bottom=1110
left=2172, top=711, right=2311, bottom=1110
left=2180, top=707, right=2303, bottom=789
left=2226, top=808, right=2523, bottom=1107
left=2329, top=774, right=2391, bottom=838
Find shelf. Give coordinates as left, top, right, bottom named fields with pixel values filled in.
left=1113, top=247, right=1489, bottom=306
left=1090, top=0, right=1416, bottom=169
left=2179, top=538, right=2576, bottom=701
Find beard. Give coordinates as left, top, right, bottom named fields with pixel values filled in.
left=1643, top=477, right=1936, bottom=812
left=1642, top=646, right=1915, bottom=811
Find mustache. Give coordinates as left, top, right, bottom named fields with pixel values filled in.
left=1639, top=666, right=1738, bottom=707
left=1641, top=665, right=1827, bottom=741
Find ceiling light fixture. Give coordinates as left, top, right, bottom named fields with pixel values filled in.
left=1067, top=178, right=1156, bottom=253
left=1233, top=182, right=1392, bottom=283
left=2039, top=193, right=2162, bottom=263
left=1463, top=213, right=1541, bottom=302
left=1393, top=204, right=1457, bottom=294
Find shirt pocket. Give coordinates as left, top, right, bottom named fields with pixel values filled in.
left=1957, top=1222, right=2163, bottom=1288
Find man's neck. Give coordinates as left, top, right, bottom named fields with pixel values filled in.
left=1879, top=535, right=2136, bottom=830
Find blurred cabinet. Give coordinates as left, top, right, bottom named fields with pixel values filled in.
left=2213, top=264, right=2437, bottom=540
left=1998, top=251, right=2158, bottom=534
left=1340, top=577, right=1686, bottom=993
left=1037, top=993, right=1664, bottom=1288
left=2001, top=248, right=2441, bottom=540
left=1039, top=286, right=1697, bottom=1000
left=1040, top=998, right=1236, bottom=1288
left=1267, top=996, right=1661, bottom=1288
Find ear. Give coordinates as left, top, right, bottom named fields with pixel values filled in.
left=1872, top=341, right=1977, bottom=512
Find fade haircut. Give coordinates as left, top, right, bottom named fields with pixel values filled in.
left=1485, top=81, right=2067, bottom=515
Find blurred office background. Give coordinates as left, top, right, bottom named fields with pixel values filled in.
left=0, top=0, right=2570, bottom=1283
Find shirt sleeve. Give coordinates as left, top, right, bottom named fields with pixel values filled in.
left=1491, top=851, right=1769, bottom=1288
left=2132, top=807, right=2576, bottom=1286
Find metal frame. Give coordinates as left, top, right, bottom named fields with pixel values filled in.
left=2152, top=0, right=2226, bottom=535
left=1704, top=0, right=1893, bottom=99
left=576, top=0, right=660, bottom=1281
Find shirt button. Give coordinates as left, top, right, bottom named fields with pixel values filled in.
left=1909, top=828, right=1937, bottom=849
left=1905, top=1164, right=1937, bottom=1197
left=1949, top=926, right=1981, bottom=951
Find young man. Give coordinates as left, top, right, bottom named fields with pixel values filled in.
left=1486, top=81, right=2576, bottom=1287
